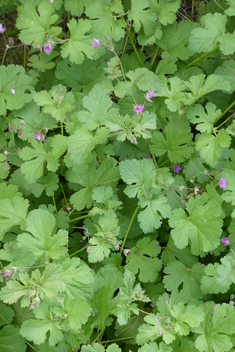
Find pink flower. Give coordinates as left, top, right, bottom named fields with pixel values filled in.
left=145, top=91, right=156, bottom=101
left=92, top=38, right=100, bottom=47
left=43, top=44, right=52, bottom=52
left=134, top=104, right=144, bottom=113
left=32, top=133, right=42, bottom=141
left=174, top=164, right=181, bottom=173
left=0, top=23, right=5, bottom=34
left=219, top=177, right=227, bottom=188
left=221, top=237, right=230, bottom=245
left=11, top=89, right=15, bottom=94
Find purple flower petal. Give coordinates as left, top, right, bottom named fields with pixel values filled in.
left=221, top=237, right=230, bottom=245
left=219, top=176, right=227, bottom=188
left=0, top=23, right=5, bottom=33
left=43, top=44, right=52, bottom=52
left=174, top=164, right=181, bottom=173
left=11, top=89, right=15, bottom=94
left=134, top=104, right=144, bottom=113
left=92, top=38, right=100, bottom=47
left=32, top=133, right=42, bottom=141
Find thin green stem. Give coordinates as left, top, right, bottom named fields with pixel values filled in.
left=69, top=245, right=88, bottom=257
left=60, top=183, right=68, bottom=208
left=60, top=121, right=63, bottom=135
left=185, top=45, right=220, bottom=68
left=2, top=47, right=8, bottom=65
left=101, top=336, right=135, bottom=344
left=214, top=99, right=235, bottom=125
left=159, top=159, right=170, bottom=167
left=147, top=139, right=158, bottom=169
left=113, top=49, right=126, bottom=80
left=217, top=112, right=235, bottom=129
left=92, top=324, right=105, bottom=345
left=125, top=25, right=144, bottom=67
left=190, top=0, right=196, bottom=20
left=52, top=195, right=57, bottom=212
left=24, top=45, right=27, bottom=69
left=120, top=205, right=140, bottom=253
left=150, top=46, right=159, bottom=66
left=69, top=214, right=90, bottom=223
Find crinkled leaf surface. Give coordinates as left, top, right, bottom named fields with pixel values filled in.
left=127, top=0, right=157, bottom=37
left=169, top=194, right=223, bottom=255
left=0, top=65, right=33, bottom=115
left=0, top=325, right=26, bottom=352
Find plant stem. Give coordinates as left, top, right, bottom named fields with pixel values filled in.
left=101, top=336, right=135, bottom=344
left=214, top=99, right=235, bottom=125
left=69, top=214, right=90, bottom=223
left=113, top=49, right=126, bottom=80
left=69, top=245, right=88, bottom=257
left=24, top=45, right=27, bottom=69
left=185, top=45, right=220, bottom=68
left=147, top=138, right=158, bottom=169
left=120, top=205, right=140, bottom=253
left=125, top=25, right=144, bottom=67
left=150, top=46, right=159, bottom=66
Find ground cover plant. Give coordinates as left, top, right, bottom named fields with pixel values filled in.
left=1, top=0, right=235, bottom=351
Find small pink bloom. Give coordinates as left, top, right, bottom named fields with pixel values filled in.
left=174, top=164, right=181, bottom=173
left=145, top=91, right=156, bottom=101
left=11, top=89, right=15, bottom=94
left=0, top=23, right=5, bottom=33
left=134, top=104, right=144, bottom=113
left=219, top=177, right=227, bottom=188
left=32, top=133, right=42, bottom=141
left=221, top=237, right=230, bottom=245
left=43, top=44, right=52, bottom=52
left=92, top=38, right=100, bottom=47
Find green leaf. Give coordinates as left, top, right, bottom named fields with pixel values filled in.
left=47, top=135, right=68, bottom=172
left=12, top=101, right=57, bottom=141
left=0, top=325, right=26, bottom=352
left=150, top=0, right=181, bottom=25
left=163, top=261, right=205, bottom=298
left=81, top=344, right=104, bottom=352
left=189, top=12, right=235, bottom=55
left=78, top=87, right=119, bottom=130
left=68, top=158, right=119, bottom=210
left=156, top=21, right=198, bottom=60
left=214, top=60, right=235, bottom=94
left=28, top=51, right=59, bottom=72
left=25, top=172, right=59, bottom=197
left=186, top=102, right=221, bottom=133
left=0, top=183, right=22, bottom=201
left=0, top=303, right=14, bottom=327
left=20, top=140, right=47, bottom=184
left=67, top=127, right=109, bottom=165
left=20, top=302, right=63, bottom=346
left=119, top=159, right=156, bottom=198
left=61, top=18, right=103, bottom=64
left=17, top=209, right=68, bottom=260
left=62, top=298, right=92, bottom=331
left=34, top=84, right=75, bottom=122
left=0, top=241, right=35, bottom=269
left=0, top=197, right=29, bottom=241
left=127, top=0, right=157, bottom=37
left=138, top=342, right=172, bottom=352
left=16, top=2, right=61, bottom=47
left=0, top=65, right=33, bottom=115
left=201, top=263, right=230, bottom=294
left=125, top=237, right=162, bottom=282
left=0, top=154, right=10, bottom=179
left=184, top=74, right=231, bottom=105
left=86, top=1, right=126, bottom=41
left=195, top=303, right=235, bottom=352
left=169, top=194, right=223, bottom=255
left=150, top=118, right=193, bottom=163
left=216, top=253, right=235, bottom=288
left=196, top=130, right=231, bottom=167
left=225, top=0, right=235, bottom=16
left=64, top=0, right=93, bottom=16
left=138, top=194, right=171, bottom=233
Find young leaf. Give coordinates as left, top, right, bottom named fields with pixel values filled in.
left=78, top=87, right=119, bottom=130
left=68, top=158, right=119, bottom=210
left=86, top=1, right=126, bottom=41
left=150, top=0, right=181, bottom=25
left=0, top=197, right=29, bottom=241
left=0, top=65, right=33, bottom=115
left=186, top=102, right=221, bottom=133
left=17, top=209, right=68, bottom=260
left=119, top=159, right=156, bottom=198
left=138, top=194, right=171, bottom=233
left=125, top=237, right=162, bottom=282
left=163, top=261, right=205, bottom=298
left=201, top=263, right=230, bottom=294
left=196, top=130, right=231, bottom=167
left=34, top=85, right=75, bottom=122
left=16, top=2, right=61, bottom=47
left=189, top=13, right=235, bottom=55
left=150, top=118, right=193, bottom=163
left=20, top=302, right=63, bottom=346
left=169, top=194, right=223, bottom=255
left=61, top=18, right=103, bottom=64
left=127, top=0, right=157, bottom=37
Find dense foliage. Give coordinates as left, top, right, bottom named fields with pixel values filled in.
left=1, top=0, right=235, bottom=351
